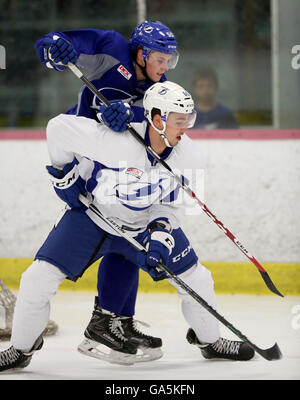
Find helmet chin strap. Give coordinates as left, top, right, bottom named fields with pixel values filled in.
left=160, top=132, right=172, bottom=148
left=136, top=59, right=155, bottom=83
left=149, top=119, right=173, bottom=148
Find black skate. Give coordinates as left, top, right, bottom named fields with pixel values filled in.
left=77, top=297, right=139, bottom=365
left=186, top=328, right=255, bottom=361
left=0, top=335, right=43, bottom=372
left=120, top=317, right=163, bottom=362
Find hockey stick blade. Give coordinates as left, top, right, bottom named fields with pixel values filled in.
left=257, top=342, right=282, bottom=361
left=259, top=270, right=284, bottom=297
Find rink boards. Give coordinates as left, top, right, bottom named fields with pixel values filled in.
left=0, top=129, right=299, bottom=295
left=1, top=258, right=299, bottom=295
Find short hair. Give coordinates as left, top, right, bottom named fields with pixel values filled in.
left=151, top=107, right=161, bottom=120
left=193, top=66, right=218, bottom=88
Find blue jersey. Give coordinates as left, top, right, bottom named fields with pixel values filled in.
left=35, top=29, right=167, bottom=122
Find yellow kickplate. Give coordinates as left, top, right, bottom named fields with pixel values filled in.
left=0, top=258, right=299, bottom=295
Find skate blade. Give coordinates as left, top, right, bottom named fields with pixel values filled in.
left=134, top=347, right=163, bottom=363
left=77, top=338, right=136, bottom=366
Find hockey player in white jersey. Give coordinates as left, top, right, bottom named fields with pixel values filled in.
left=0, top=81, right=254, bottom=372
left=36, top=20, right=180, bottom=358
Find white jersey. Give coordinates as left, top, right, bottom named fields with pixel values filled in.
left=46, top=114, right=205, bottom=236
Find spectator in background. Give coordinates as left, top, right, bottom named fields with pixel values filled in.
left=192, top=66, right=239, bottom=129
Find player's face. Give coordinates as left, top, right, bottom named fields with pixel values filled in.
left=164, top=112, right=195, bottom=146
left=194, top=79, right=217, bottom=104
left=145, top=51, right=172, bottom=82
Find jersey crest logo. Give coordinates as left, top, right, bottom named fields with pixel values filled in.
left=125, top=167, right=143, bottom=179
left=117, top=65, right=132, bottom=80
left=114, top=177, right=167, bottom=210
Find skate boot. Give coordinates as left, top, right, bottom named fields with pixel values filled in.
left=0, top=335, right=43, bottom=372
left=186, top=328, right=255, bottom=361
left=78, top=297, right=139, bottom=365
left=120, top=317, right=163, bottom=362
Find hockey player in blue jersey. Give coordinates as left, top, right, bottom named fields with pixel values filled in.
left=35, top=21, right=179, bottom=122
left=0, top=81, right=254, bottom=372
left=35, top=21, right=179, bottom=360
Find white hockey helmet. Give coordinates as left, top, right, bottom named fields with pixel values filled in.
left=143, top=81, right=196, bottom=147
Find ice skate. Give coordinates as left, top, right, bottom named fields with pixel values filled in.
left=0, top=335, right=43, bottom=372
left=120, top=317, right=163, bottom=362
left=186, top=328, right=255, bottom=361
left=78, top=298, right=139, bottom=365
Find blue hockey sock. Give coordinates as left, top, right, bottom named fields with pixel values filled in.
left=97, top=253, right=139, bottom=316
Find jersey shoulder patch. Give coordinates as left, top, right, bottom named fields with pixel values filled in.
left=117, top=64, right=132, bottom=80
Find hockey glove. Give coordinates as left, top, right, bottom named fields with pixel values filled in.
left=46, top=158, right=86, bottom=208
left=99, top=102, right=134, bottom=132
left=138, top=219, right=175, bottom=281
left=41, top=36, right=78, bottom=71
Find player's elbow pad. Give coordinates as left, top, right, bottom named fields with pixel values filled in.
left=46, top=116, right=61, bottom=141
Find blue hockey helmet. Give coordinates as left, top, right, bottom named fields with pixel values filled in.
left=130, top=21, right=179, bottom=69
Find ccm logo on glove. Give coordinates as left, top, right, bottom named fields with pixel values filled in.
left=49, top=166, right=79, bottom=189
left=46, top=159, right=86, bottom=209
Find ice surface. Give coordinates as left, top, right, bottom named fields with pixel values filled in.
left=0, top=292, right=299, bottom=380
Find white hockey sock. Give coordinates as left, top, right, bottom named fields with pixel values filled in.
left=168, top=263, right=220, bottom=344
left=11, top=259, right=66, bottom=351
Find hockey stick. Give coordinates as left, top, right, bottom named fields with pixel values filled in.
left=66, top=62, right=283, bottom=298
left=78, top=194, right=282, bottom=361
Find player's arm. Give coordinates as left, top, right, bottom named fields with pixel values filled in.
left=46, top=113, right=116, bottom=208
left=137, top=181, right=183, bottom=280
left=45, top=114, right=103, bottom=208
left=137, top=216, right=175, bottom=281
left=137, top=159, right=201, bottom=280
left=35, top=29, right=123, bottom=71
left=46, top=113, right=134, bottom=168
left=45, top=113, right=138, bottom=208
left=46, top=114, right=105, bottom=166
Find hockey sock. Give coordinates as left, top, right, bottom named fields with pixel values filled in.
left=97, top=254, right=139, bottom=316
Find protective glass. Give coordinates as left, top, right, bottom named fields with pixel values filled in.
left=145, top=49, right=180, bottom=70
left=166, top=110, right=197, bottom=129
